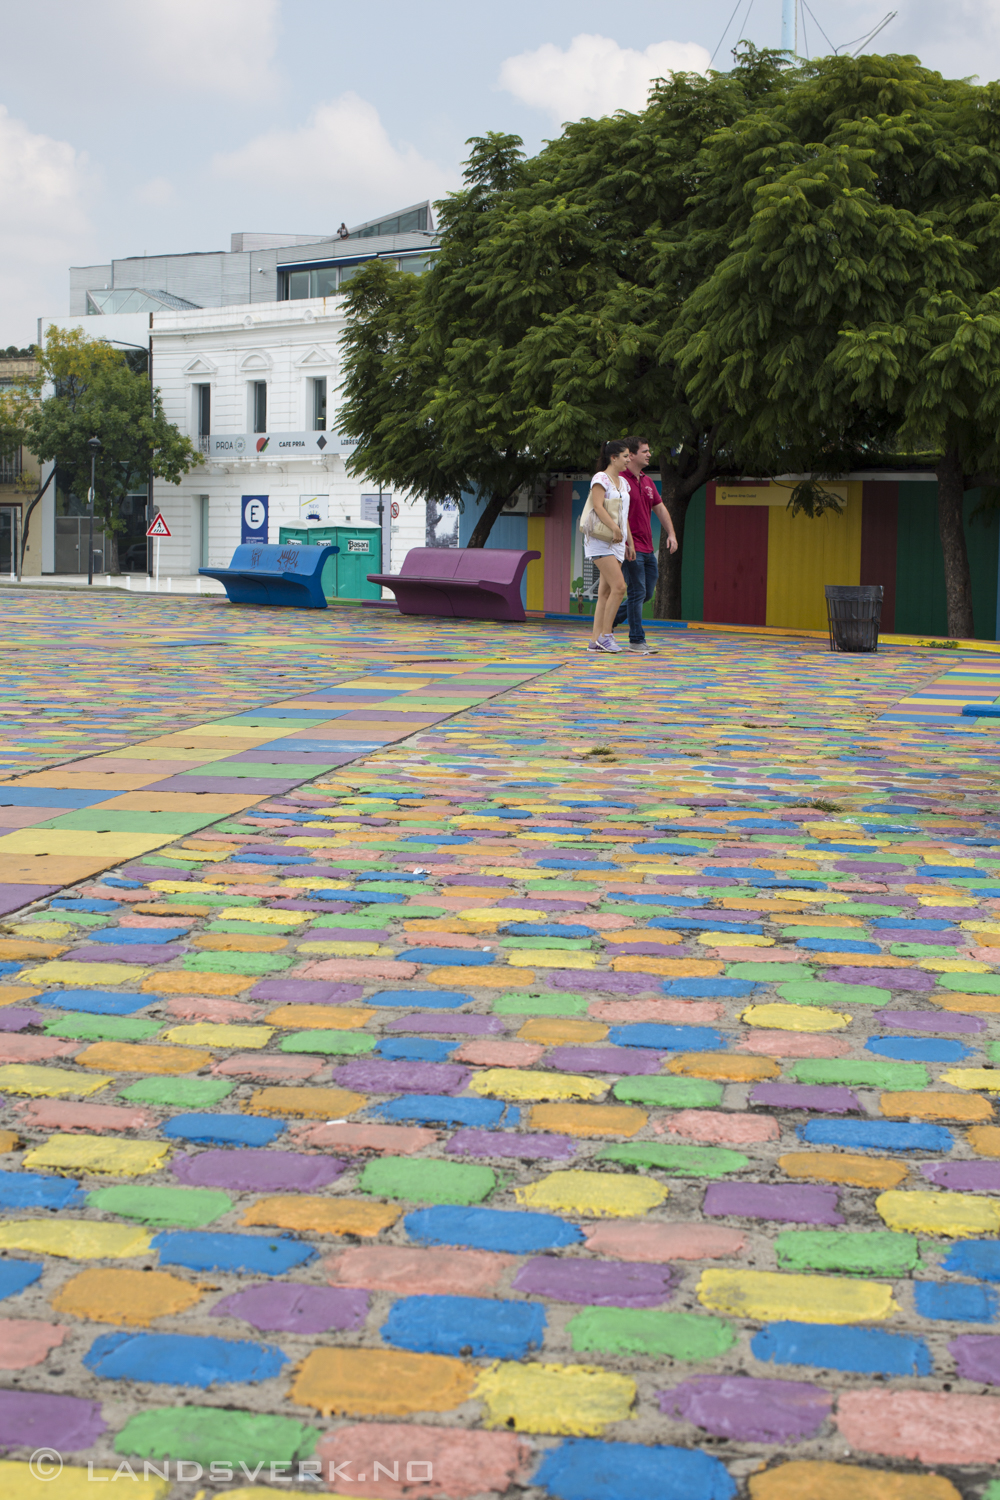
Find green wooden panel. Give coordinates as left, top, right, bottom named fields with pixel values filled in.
left=895, top=483, right=999, bottom=639
left=680, top=485, right=706, bottom=621
left=894, top=482, right=947, bottom=635
left=964, top=490, right=999, bottom=641
left=648, top=485, right=705, bottom=621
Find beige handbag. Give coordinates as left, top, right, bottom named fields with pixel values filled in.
left=579, top=476, right=622, bottom=543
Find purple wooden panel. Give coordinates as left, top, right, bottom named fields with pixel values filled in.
left=703, top=483, right=768, bottom=625
left=860, top=480, right=898, bottom=632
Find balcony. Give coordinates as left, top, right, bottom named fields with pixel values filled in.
left=0, top=452, right=22, bottom=485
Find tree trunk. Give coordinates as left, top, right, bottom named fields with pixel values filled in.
left=936, top=448, right=975, bottom=639
left=15, top=467, right=55, bottom=582
left=653, top=487, right=690, bottom=619
left=652, top=431, right=719, bottom=619
left=467, top=490, right=511, bottom=549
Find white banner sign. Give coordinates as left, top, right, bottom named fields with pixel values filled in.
left=299, top=494, right=329, bottom=522
left=206, top=432, right=359, bottom=459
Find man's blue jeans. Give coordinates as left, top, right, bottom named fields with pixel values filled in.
left=613, top=551, right=658, bottom=642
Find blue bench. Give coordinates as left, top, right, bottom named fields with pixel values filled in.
left=200, top=543, right=339, bottom=608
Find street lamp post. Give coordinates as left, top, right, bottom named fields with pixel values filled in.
left=377, top=481, right=385, bottom=571
left=86, top=435, right=101, bottom=587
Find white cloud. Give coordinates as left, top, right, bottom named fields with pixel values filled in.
left=499, top=33, right=711, bottom=126
left=0, top=106, right=93, bottom=339
left=211, top=93, right=455, bottom=226
left=103, top=0, right=280, bottom=98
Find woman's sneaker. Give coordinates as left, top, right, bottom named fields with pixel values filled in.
left=587, top=639, right=608, bottom=652
left=600, top=633, right=623, bottom=653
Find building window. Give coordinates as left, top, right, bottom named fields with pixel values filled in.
left=197, top=495, right=210, bottom=567
left=196, top=384, right=210, bottom=436
left=252, top=382, right=267, bottom=433
left=284, top=266, right=341, bottom=300
left=279, top=256, right=436, bottom=299
left=311, top=377, right=327, bottom=431
left=353, top=207, right=428, bottom=238
left=0, top=449, right=22, bottom=485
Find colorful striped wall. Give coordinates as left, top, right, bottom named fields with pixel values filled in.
left=456, top=476, right=1000, bottom=638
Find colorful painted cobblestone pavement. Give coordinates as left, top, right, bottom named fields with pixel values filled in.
left=1, top=591, right=1000, bottom=1500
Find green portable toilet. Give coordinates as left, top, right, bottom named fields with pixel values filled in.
left=334, top=525, right=382, bottom=599
left=277, top=524, right=339, bottom=598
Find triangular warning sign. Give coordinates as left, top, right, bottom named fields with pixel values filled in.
left=146, top=513, right=171, bottom=538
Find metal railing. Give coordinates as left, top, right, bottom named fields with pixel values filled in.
left=0, top=452, right=22, bottom=484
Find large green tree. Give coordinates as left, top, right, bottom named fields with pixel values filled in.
left=3, top=327, right=203, bottom=572
left=342, top=48, right=1000, bottom=633
left=671, top=52, right=1000, bottom=638
left=339, top=49, right=790, bottom=575
left=455, top=47, right=789, bottom=610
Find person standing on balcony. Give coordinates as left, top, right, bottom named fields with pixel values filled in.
left=611, top=436, right=678, bottom=654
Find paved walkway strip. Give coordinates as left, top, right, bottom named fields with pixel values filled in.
left=0, top=591, right=999, bottom=1498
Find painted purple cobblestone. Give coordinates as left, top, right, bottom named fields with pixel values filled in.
left=209, top=1284, right=369, bottom=1332
left=331, top=1059, right=472, bottom=1094
left=446, top=1129, right=578, bottom=1159
left=513, top=1257, right=674, bottom=1306
left=171, top=1150, right=348, bottom=1191
left=749, top=1083, right=863, bottom=1113
left=703, top=1183, right=844, bottom=1224
left=659, top=1376, right=833, bottom=1441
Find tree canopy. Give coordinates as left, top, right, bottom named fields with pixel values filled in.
left=339, top=48, right=787, bottom=575
left=670, top=52, right=1000, bottom=636
left=339, top=48, right=1000, bottom=632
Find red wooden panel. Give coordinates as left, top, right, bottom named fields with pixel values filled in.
left=703, top=483, right=769, bottom=625
left=543, top=480, right=573, bottom=612
left=859, top=480, right=898, bottom=632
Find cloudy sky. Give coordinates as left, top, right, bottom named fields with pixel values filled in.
left=1, top=0, right=997, bottom=345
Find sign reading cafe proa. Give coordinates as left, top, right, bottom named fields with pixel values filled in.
left=205, top=433, right=359, bottom=459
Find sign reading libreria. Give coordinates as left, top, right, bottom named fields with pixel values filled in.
left=206, top=432, right=359, bottom=459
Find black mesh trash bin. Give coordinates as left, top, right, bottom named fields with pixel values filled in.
left=825, top=584, right=883, bottom=653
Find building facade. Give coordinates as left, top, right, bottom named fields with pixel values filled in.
left=35, top=204, right=440, bottom=577
left=0, top=355, right=41, bottom=577
left=34, top=201, right=1000, bottom=636
left=69, top=203, right=436, bottom=318
left=147, top=297, right=426, bottom=577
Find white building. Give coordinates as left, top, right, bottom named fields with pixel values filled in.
left=33, top=205, right=441, bottom=577
left=147, top=296, right=426, bottom=577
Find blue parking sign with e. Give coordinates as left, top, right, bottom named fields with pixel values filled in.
left=242, top=495, right=268, bottom=543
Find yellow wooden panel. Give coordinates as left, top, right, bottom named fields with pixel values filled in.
left=765, top=481, right=862, bottom=629
left=526, top=517, right=545, bottom=611
left=717, top=482, right=849, bottom=507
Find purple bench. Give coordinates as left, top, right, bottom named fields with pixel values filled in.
left=368, top=547, right=541, bottom=622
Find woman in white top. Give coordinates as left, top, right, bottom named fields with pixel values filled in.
left=585, top=440, right=635, bottom=653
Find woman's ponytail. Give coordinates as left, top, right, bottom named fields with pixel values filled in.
left=595, top=439, right=629, bottom=473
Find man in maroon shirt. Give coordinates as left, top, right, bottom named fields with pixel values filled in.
left=612, top=436, right=678, bottom=653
